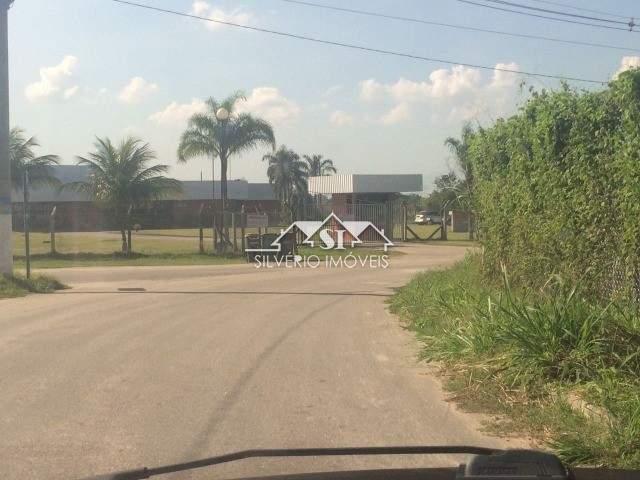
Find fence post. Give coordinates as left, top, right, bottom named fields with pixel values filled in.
left=402, top=202, right=407, bottom=242
left=441, top=214, right=448, bottom=241
left=127, top=204, right=133, bottom=256
left=198, top=203, right=205, bottom=254
left=213, top=215, right=218, bottom=253
left=241, top=212, right=246, bottom=252
left=49, top=206, right=57, bottom=255
left=23, top=170, right=31, bottom=278
left=232, top=213, right=237, bottom=252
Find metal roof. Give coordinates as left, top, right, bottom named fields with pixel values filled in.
left=308, top=174, right=423, bottom=194
left=11, top=165, right=276, bottom=202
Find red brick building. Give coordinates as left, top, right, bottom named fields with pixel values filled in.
left=11, top=166, right=279, bottom=232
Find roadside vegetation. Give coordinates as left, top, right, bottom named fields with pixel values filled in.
left=390, top=255, right=640, bottom=468
left=0, top=273, right=66, bottom=298
left=392, top=70, right=640, bottom=468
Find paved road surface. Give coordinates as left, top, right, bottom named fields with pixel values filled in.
left=0, top=245, right=527, bottom=479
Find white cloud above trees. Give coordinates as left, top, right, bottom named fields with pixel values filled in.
left=149, top=87, right=299, bottom=126
left=613, top=56, right=640, bottom=79
left=118, top=77, right=159, bottom=104
left=359, top=62, right=523, bottom=125
left=25, top=55, right=79, bottom=102
left=236, top=87, right=300, bottom=123
left=149, top=99, right=206, bottom=125
left=329, top=110, right=354, bottom=126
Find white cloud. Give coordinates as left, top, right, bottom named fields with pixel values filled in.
left=63, top=85, right=79, bottom=99
left=360, top=63, right=522, bottom=126
left=359, top=79, right=385, bottom=102
left=380, top=103, right=410, bottom=125
left=490, top=62, right=521, bottom=88
left=149, top=99, right=206, bottom=125
left=323, top=85, right=343, bottom=97
left=190, top=1, right=251, bottom=30
left=237, top=87, right=300, bottom=123
left=360, top=65, right=483, bottom=104
left=118, top=77, right=158, bottom=104
left=150, top=88, right=298, bottom=126
left=25, top=55, right=78, bottom=102
left=329, top=110, right=354, bottom=126
left=614, top=56, right=640, bottom=79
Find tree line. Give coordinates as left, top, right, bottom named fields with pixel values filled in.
left=11, top=92, right=337, bottom=253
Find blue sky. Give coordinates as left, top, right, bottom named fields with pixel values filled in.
left=8, top=0, right=640, bottom=191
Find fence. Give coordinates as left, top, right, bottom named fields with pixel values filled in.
left=301, top=201, right=403, bottom=242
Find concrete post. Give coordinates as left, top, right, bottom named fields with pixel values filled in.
left=49, top=206, right=56, bottom=255
left=22, top=169, right=30, bottom=278
left=0, top=2, right=12, bottom=275
left=198, top=203, right=204, bottom=254
left=232, top=213, right=237, bottom=252
left=402, top=202, right=407, bottom=242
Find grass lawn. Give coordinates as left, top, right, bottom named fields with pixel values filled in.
left=389, top=255, right=640, bottom=468
left=12, top=231, right=245, bottom=269
left=0, top=274, right=67, bottom=299
left=11, top=231, right=399, bottom=269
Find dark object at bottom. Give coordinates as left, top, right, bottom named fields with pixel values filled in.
left=456, top=450, right=568, bottom=479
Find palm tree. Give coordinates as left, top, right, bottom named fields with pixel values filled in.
left=177, top=92, right=276, bottom=218
left=264, top=146, right=308, bottom=223
left=302, top=154, right=336, bottom=207
left=10, top=127, right=60, bottom=191
left=444, top=123, right=475, bottom=239
left=302, top=154, right=337, bottom=177
left=65, top=136, right=181, bottom=253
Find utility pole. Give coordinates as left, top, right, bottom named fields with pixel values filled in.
left=22, top=169, right=30, bottom=278
left=0, top=1, right=12, bottom=275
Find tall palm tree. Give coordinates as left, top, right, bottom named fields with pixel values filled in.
left=302, top=154, right=337, bottom=177
left=444, top=123, right=475, bottom=239
left=177, top=92, right=276, bottom=213
left=264, top=146, right=308, bottom=223
left=10, top=127, right=60, bottom=191
left=65, top=136, right=181, bottom=253
left=302, top=154, right=336, bottom=207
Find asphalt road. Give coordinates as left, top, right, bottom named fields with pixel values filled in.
left=0, top=245, right=528, bottom=479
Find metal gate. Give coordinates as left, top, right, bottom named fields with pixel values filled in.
left=301, top=201, right=402, bottom=242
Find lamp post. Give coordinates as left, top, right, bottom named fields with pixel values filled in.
left=214, top=107, right=229, bottom=252
left=211, top=107, right=229, bottom=251
left=0, top=0, right=13, bottom=275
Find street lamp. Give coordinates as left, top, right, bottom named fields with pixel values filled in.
left=216, top=107, right=229, bottom=121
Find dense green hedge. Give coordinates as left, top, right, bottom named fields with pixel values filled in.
left=469, top=70, right=640, bottom=294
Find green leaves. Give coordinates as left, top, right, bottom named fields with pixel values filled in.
left=470, top=70, right=640, bottom=298
left=66, top=136, right=181, bottom=228
left=9, top=127, right=60, bottom=190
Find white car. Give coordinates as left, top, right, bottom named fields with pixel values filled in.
left=414, top=211, right=442, bottom=225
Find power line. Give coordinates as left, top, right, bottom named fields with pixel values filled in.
left=525, top=0, right=634, bottom=21
left=109, top=0, right=606, bottom=85
left=457, top=0, right=639, bottom=33
left=280, top=0, right=640, bottom=54
left=482, top=0, right=632, bottom=26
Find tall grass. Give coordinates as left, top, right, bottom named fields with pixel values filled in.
left=390, top=254, right=640, bottom=468
left=0, top=273, right=67, bottom=298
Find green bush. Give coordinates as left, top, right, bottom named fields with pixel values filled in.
left=467, top=70, right=640, bottom=297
